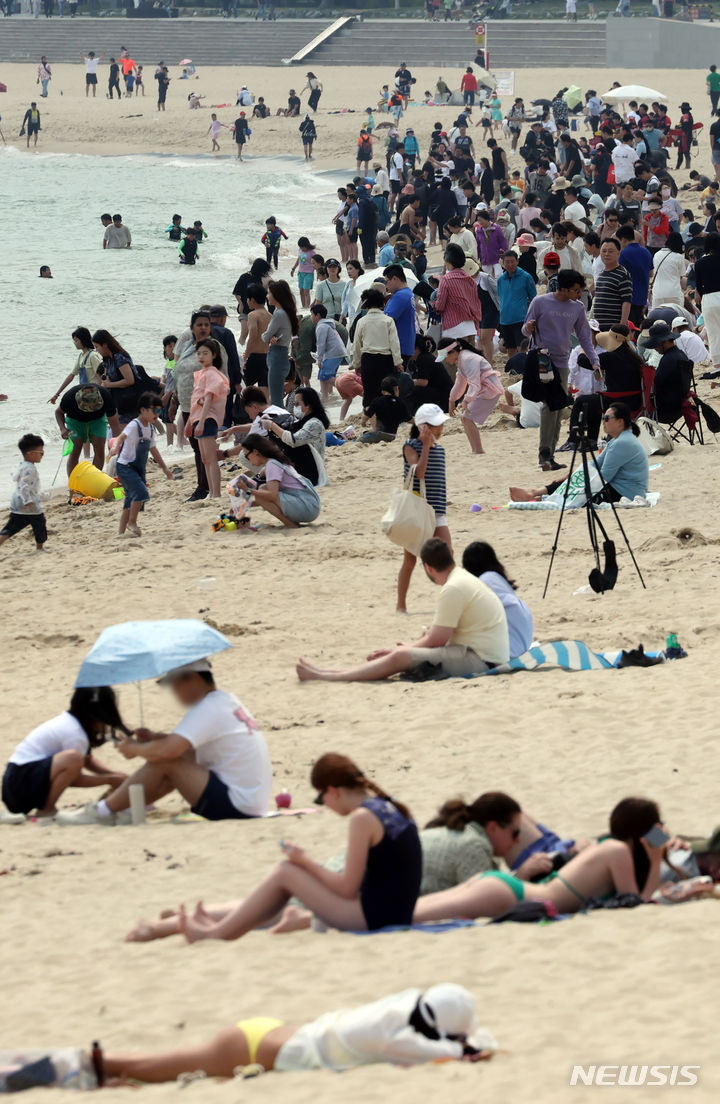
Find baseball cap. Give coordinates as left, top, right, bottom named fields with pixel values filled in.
left=543, top=251, right=561, bottom=268
left=414, top=402, right=450, bottom=425
left=157, top=659, right=212, bottom=685
left=671, top=316, right=689, bottom=329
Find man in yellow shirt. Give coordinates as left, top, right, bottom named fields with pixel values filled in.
left=297, top=539, right=509, bottom=681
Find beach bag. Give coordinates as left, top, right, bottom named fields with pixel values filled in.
left=381, top=465, right=436, bottom=556
left=636, top=416, right=674, bottom=455
left=522, top=346, right=569, bottom=412
left=544, top=463, right=604, bottom=509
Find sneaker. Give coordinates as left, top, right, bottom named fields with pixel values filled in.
left=556, top=439, right=575, bottom=453
left=0, top=809, right=26, bottom=825
left=185, top=489, right=205, bottom=502
left=540, top=457, right=567, bottom=472
left=55, top=803, right=117, bottom=826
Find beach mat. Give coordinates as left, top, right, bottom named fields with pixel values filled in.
left=508, top=492, right=660, bottom=512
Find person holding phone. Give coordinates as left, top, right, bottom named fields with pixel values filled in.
left=413, top=797, right=668, bottom=922
left=125, top=752, right=421, bottom=943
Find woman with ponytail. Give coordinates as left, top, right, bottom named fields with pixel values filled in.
left=126, top=752, right=421, bottom=943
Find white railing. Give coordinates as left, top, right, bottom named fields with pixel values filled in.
left=282, top=15, right=355, bottom=66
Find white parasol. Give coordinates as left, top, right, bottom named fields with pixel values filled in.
left=600, top=85, right=667, bottom=104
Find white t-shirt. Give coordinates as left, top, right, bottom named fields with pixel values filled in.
left=564, top=200, right=586, bottom=226
left=84, top=56, right=100, bottom=75
left=611, top=143, right=636, bottom=185
left=118, top=419, right=156, bottom=464
left=675, top=329, right=708, bottom=363
left=104, top=224, right=132, bottom=249
left=389, top=151, right=404, bottom=182
left=508, top=379, right=542, bottom=429
left=10, top=712, right=89, bottom=766
left=174, top=689, right=272, bottom=816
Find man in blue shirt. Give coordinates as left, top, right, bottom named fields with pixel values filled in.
left=497, top=251, right=536, bottom=357
left=378, top=232, right=395, bottom=267
left=617, top=226, right=653, bottom=328
left=383, top=264, right=416, bottom=360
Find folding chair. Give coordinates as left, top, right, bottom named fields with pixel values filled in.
left=657, top=366, right=704, bottom=446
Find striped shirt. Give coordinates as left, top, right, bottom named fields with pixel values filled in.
left=434, top=268, right=483, bottom=332
left=403, top=438, right=446, bottom=515
left=592, top=264, right=633, bottom=329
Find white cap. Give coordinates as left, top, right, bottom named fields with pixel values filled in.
left=157, top=658, right=212, bottom=685
left=671, top=316, right=688, bottom=329
left=589, top=319, right=601, bottom=332
left=414, top=402, right=450, bottom=426
left=420, top=984, right=496, bottom=1052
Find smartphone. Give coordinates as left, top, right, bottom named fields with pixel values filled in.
left=643, top=825, right=670, bottom=848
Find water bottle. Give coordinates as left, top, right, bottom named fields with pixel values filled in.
left=664, top=633, right=687, bottom=660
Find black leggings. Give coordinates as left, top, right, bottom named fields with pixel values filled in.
left=181, top=410, right=209, bottom=496
left=360, top=352, right=395, bottom=406
left=108, top=78, right=121, bottom=99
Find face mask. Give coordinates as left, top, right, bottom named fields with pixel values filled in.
left=661, top=187, right=670, bottom=199
left=293, top=404, right=304, bottom=418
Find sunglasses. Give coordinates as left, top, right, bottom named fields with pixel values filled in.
left=602, top=413, right=615, bottom=422
left=313, top=789, right=327, bottom=806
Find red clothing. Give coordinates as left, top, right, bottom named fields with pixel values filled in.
left=460, top=73, right=478, bottom=93
left=434, top=268, right=483, bottom=332
left=642, top=211, right=670, bottom=246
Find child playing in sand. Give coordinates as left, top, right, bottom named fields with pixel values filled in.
left=1, top=688, right=130, bottom=818
left=362, top=375, right=407, bottom=443
left=261, top=216, right=288, bottom=270
left=398, top=404, right=451, bottom=613
left=160, top=335, right=179, bottom=448
left=186, top=338, right=229, bottom=498
left=206, top=113, right=226, bottom=152
left=110, top=393, right=173, bottom=537
left=0, top=434, right=49, bottom=553
left=290, top=236, right=317, bottom=308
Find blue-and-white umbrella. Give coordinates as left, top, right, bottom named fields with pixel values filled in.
left=75, top=620, right=231, bottom=688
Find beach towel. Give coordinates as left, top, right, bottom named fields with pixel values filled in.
left=508, top=492, right=660, bottom=511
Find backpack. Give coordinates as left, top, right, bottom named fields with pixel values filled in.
left=114, top=363, right=162, bottom=417
left=359, top=134, right=371, bottom=154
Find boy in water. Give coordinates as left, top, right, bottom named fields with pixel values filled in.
left=166, top=214, right=184, bottom=241
left=179, top=228, right=198, bottom=265
left=0, top=434, right=49, bottom=553
left=261, top=216, right=287, bottom=270
left=193, top=220, right=208, bottom=245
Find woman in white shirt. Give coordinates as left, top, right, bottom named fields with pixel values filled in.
left=49, top=326, right=104, bottom=404
left=651, top=232, right=687, bottom=309
left=1, top=688, right=129, bottom=817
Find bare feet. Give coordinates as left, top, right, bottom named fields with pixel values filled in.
left=179, top=901, right=215, bottom=943
left=296, top=658, right=327, bottom=682
left=509, top=486, right=545, bottom=503
left=268, top=904, right=313, bottom=934
left=125, top=920, right=160, bottom=943
left=471, top=448, right=485, bottom=455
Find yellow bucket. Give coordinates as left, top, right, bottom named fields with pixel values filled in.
left=68, top=461, right=121, bottom=502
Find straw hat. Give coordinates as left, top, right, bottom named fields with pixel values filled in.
left=551, top=176, right=571, bottom=193
left=596, top=326, right=633, bottom=352
left=463, top=256, right=481, bottom=278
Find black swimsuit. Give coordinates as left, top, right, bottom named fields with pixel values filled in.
left=360, top=797, right=422, bottom=930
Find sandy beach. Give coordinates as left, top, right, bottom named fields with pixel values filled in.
left=1, top=58, right=719, bottom=1103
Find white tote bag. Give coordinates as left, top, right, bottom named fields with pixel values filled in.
left=636, top=416, right=674, bottom=456
left=381, top=465, right=436, bottom=556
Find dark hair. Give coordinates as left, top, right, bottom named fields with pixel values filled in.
left=72, top=326, right=93, bottom=349
left=420, top=537, right=455, bottom=571
left=312, top=254, right=325, bottom=266
left=704, top=231, right=720, bottom=255
left=585, top=231, right=601, bottom=248
left=462, top=541, right=517, bottom=589
left=267, top=279, right=300, bottom=335
left=310, top=752, right=411, bottom=820
left=552, top=222, right=568, bottom=238
left=91, top=329, right=130, bottom=359
left=426, top=791, right=522, bottom=832
left=137, top=391, right=162, bottom=411
left=69, top=686, right=131, bottom=747
left=617, top=225, right=635, bottom=242
left=609, top=796, right=661, bottom=893
left=664, top=232, right=683, bottom=256
left=311, top=303, right=328, bottom=319
left=19, top=433, right=43, bottom=456
left=190, top=310, right=212, bottom=330
left=380, top=375, right=399, bottom=393
left=249, top=257, right=272, bottom=279
left=603, top=237, right=621, bottom=251
left=297, top=236, right=316, bottom=250
left=438, top=335, right=480, bottom=355
left=606, top=400, right=640, bottom=436
left=444, top=243, right=466, bottom=269
left=362, top=287, right=387, bottom=310
left=244, top=280, right=267, bottom=307
left=241, top=432, right=287, bottom=463
left=556, top=269, right=586, bottom=290
left=383, top=264, right=407, bottom=282
left=240, top=385, right=267, bottom=408
left=346, top=260, right=364, bottom=277
left=162, top=334, right=177, bottom=348
left=195, top=337, right=223, bottom=369
left=294, top=386, right=330, bottom=428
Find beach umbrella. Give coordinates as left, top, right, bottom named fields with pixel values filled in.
left=179, top=58, right=193, bottom=67
left=75, top=619, right=231, bottom=688
left=600, top=85, right=667, bottom=104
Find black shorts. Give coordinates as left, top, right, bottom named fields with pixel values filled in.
left=27, top=124, right=39, bottom=136
left=358, top=152, right=372, bottom=163
left=1, top=512, right=47, bottom=544
left=191, top=770, right=253, bottom=821
left=86, top=73, right=97, bottom=85
left=390, top=179, right=402, bottom=195
left=499, top=322, right=525, bottom=348
left=477, top=287, right=499, bottom=330
left=244, top=352, right=268, bottom=387
left=2, top=758, right=53, bottom=815
left=347, top=228, right=358, bottom=243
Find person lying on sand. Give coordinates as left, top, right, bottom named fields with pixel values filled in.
left=412, top=797, right=668, bottom=922
left=126, top=753, right=421, bottom=943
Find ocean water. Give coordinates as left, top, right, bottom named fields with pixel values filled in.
left=0, top=147, right=341, bottom=497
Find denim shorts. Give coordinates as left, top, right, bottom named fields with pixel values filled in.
left=278, top=485, right=321, bottom=523
left=116, top=461, right=149, bottom=507
left=190, top=418, right=219, bottom=439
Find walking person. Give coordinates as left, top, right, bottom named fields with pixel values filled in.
left=108, top=57, right=121, bottom=100
left=707, top=65, right=720, bottom=117
left=299, top=114, right=316, bottom=160
left=21, top=102, right=41, bottom=148
left=36, top=56, right=51, bottom=97
left=302, top=71, right=322, bottom=113
left=156, top=65, right=170, bottom=112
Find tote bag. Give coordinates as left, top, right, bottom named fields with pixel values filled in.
left=381, top=465, right=436, bottom=556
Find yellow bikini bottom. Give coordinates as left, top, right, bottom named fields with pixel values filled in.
left=236, top=1018, right=285, bottom=1065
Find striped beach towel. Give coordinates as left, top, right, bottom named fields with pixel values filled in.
left=484, top=640, right=617, bottom=676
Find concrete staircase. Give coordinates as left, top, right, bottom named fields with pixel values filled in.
left=0, top=15, right=608, bottom=67
left=310, top=17, right=607, bottom=68
left=0, top=16, right=325, bottom=64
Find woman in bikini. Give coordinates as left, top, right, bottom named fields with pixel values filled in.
left=126, top=752, right=421, bottom=943
left=413, top=797, right=667, bottom=921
